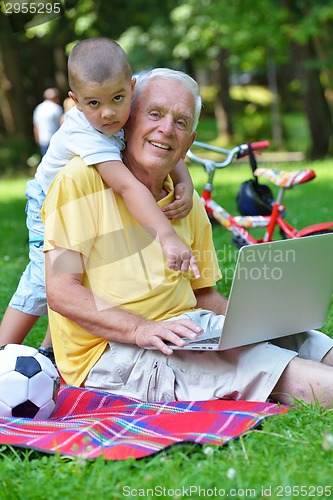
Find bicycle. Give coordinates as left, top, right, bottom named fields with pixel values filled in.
left=186, top=140, right=333, bottom=248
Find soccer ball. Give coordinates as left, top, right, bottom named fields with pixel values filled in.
left=0, top=344, right=60, bottom=419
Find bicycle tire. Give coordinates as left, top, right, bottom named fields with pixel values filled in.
left=300, top=229, right=333, bottom=237
left=231, top=229, right=333, bottom=249
left=279, top=228, right=288, bottom=240
left=231, top=234, right=251, bottom=249
left=207, top=213, right=219, bottom=227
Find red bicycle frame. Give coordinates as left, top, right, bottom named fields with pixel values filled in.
left=188, top=140, right=333, bottom=246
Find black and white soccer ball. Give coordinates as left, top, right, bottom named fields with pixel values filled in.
left=0, top=344, right=60, bottom=419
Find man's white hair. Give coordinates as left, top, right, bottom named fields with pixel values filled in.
left=134, top=68, right=202, bottom=133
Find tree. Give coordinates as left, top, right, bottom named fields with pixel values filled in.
left=143, top=0, right=333, bottom=156
left=0, top=14, right=34, bottom=139
left=0, top=10, right=74, bottom=144
left=281, top=0, right=333, bottom=158
left=0, top=0, right=179, bottom=171
left=1, top=0, right=333, bottom=170
left=168, top=0, right=290, bottom=143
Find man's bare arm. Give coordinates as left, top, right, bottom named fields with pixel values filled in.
left=194, top=287, right=228, bottom=315
left=45, top=248, right=201, bottom=355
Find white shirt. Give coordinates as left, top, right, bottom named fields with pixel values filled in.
left=35, top=106, right=125, bottom=194
left=33, top=100, right=63, bottom=146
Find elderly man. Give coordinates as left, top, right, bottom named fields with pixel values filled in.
left=43, top=68, right=333, bottom=406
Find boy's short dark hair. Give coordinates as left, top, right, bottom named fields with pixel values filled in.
left=68, top=38, right=132, bottom=92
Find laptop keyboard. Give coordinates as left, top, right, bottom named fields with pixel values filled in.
left=188, top=336, right=220, bottom=345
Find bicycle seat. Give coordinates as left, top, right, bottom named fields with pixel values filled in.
left=254, top=168, right=316, bottom=187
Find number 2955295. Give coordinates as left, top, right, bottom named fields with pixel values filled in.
left=3, top=2, right=62, bottom=15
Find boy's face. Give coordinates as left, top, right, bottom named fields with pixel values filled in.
left=69, top=75, right=135, bottom=135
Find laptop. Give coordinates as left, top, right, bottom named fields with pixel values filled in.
left=168, top=233, right=333, bottom=351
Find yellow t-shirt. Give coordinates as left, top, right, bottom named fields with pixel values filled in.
left=42, top=156, right=222, bottom=386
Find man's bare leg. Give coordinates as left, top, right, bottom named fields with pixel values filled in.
left=271, top=356, right=333, bottom=408
left=321, top=347, right=333, bottom=367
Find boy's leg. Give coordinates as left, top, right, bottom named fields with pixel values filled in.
left=1, top=308, right=56, bottom=366
left=0, top=306, right=39, bottom=344
left=1, top=179, right=47, bottom=346
left=38, top=325, right=56, bottom=366
left=40, top=324, right=52, bottom=347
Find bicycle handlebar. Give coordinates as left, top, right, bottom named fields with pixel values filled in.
left=186, top=140, right=270, bottom=170
left=249, top=140, right=270, bottom=151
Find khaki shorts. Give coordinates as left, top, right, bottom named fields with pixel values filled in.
left=84, top=310, right=333, bottom=403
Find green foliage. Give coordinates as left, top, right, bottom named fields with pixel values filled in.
left=169, top=0, right=290, bottom=67
left=0, top=137, right=37, bottom=176
left=198, top=92, right=310, bottom=151
left=2, top=0, right=333, bottom=166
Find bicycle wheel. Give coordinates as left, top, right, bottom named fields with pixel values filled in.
left=301, top=229, right=333, bottom=237
left=207, top=213, right=219, bottom=227
left=231, top=234, right=251, bottom=249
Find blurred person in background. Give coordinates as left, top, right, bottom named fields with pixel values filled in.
left=33, top=88, right=63, bottom=156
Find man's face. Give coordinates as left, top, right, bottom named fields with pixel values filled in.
left=124, top=77, right=196, bottom=176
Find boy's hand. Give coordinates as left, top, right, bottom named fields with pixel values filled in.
left=162, top=183, right=193, bottom=220
left=161, top=233, right=200, bottom=279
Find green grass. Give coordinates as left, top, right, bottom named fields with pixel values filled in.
left=0, top=161, right=333, bottom=499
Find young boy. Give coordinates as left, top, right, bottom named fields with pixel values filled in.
left=0, top=38, right=198, bottom=360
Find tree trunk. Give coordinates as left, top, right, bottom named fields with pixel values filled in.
left=0, top=15, right=32, bottom=138
left=291, top=39, right=333, bottom=159
left=267, top=51, right=283, bottom=150
left=212, top=47, right=233, bottom=142
left=54, top=43, right=69, bottom=96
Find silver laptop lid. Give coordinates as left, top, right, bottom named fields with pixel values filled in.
left=219, top=233, right=333, bottom=350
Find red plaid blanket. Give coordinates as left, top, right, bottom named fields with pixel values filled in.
left=0, top=385, right=288, bottom=460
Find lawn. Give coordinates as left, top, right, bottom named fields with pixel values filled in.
left=0, top=156, right=333, bottom=499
